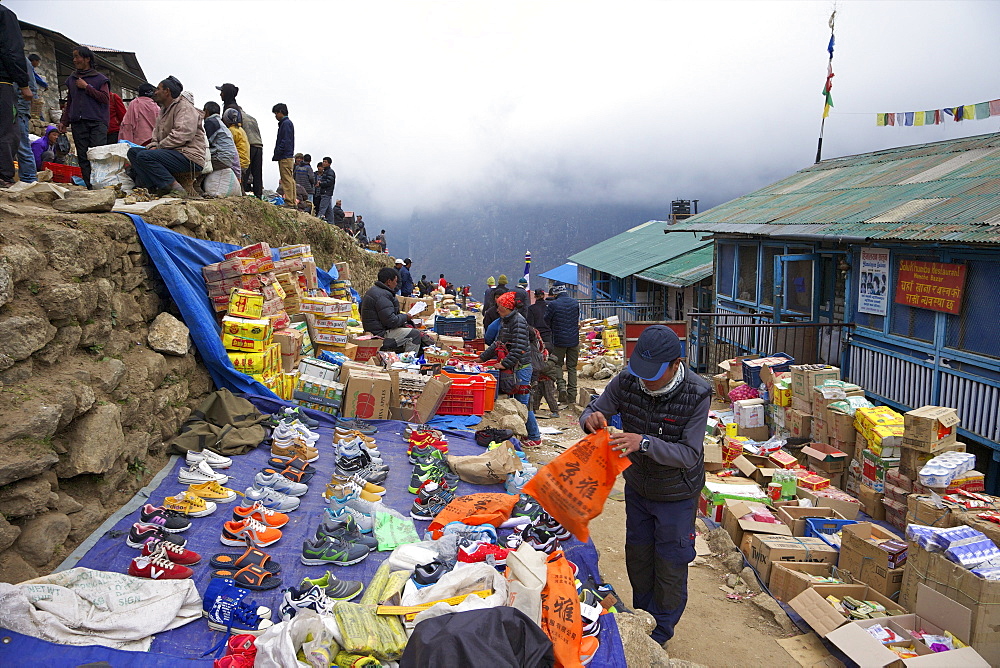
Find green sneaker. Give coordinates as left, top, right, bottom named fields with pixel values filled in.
left=300, top=535, right=370, bottom=567
left=300, top=570, right=364, bottom=601
left=408, top=459, right=450, bottom=494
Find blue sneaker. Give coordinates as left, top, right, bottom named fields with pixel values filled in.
left=203, top=578, right=274, bottom=635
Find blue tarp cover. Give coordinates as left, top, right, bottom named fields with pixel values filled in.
left=538, top=262, right=580, bottom=286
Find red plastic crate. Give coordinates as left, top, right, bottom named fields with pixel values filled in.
left=464, top=338, right=486, bottom=353
left=438, top=373, right=490, bottom=416
left=43, top=162, right=82, bottom=184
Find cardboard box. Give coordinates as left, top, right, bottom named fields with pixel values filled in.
left=733, top=398, right=766, bottom=428
left=825, top=583, right=989, bottom=667
left=721, top=500, right=791, bottom=554
left=775, top=505, right=847, bottom=537
left=747, top=534, right=839, bottom=585
left=791, top=395, right=812, bottom=414
left=826, top=409, right=857, bottom=443
left=410, top=375, right=453, bottom=422
left=273, top=329, right=303, bottom=373
left=802, top=443, right=849, bottom=474
left=703, top=439, right=724, bottom=473
left=769, top=562, right=842, bottom=602
left=838, top=523, right=905, bottom=598
left=813, top=382, right=865, bottom=413
left=788, top=584, right=907, bottom=638
left=811, top=416, right=828, bottom=444
left=900, top=441, right=964, bottom=479
left=858, top=485, right=886, bottom=521
left=785, top=408, right=813, bottom=439
left=790, top=364, right=840, bottom=398
left=737, top=425, right=769, bottom=441
left=903, top=405, right=960, bottom=452
left=732, top=454, right=777, bottom=486
left=720, top=356, right=758, bottom=382
left=578, top=386, right=599, bottom=408
left=437, top=335, right=465, bottom=349
left=400, top=296, right=435, bottom=318
left=863, top=449, right=899, bottom=491
left=349, top=335, right=383, bottom=362
left=700, top=476, right=767, bottom=522
left=797, top=487, right=862, bottom=520
left=341, top=370, right=392, bottom=419
left=712, top=373, right=732, bottom=402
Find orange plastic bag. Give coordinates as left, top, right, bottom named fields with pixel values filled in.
left=540, top=550, right=584, bottom=668
left=426, top=493, right=518, bottom=538
left=521, top=429, right=629, bottom=541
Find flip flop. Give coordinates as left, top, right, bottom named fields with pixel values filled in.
left=278, top=466, right=314, bottom=484
left=210, top=543, right=282, bottom=574
left=267, top=456, right=317, bottom=473
left=211, top=563, right=282, bottom=591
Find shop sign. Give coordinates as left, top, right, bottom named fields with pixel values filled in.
left=894, top=259, right=965, bottom=315
left=858, top=249, right=889, bottom=316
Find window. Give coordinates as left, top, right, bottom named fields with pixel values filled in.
left=889, top=256, right=936, bottom=342
left=946, top=259, right=1000, bottom=358
left=717, top=244, right=735, bottom=297
left=760, top=246, right=781, bottom=306
left=736, top=246, right=758, bottom=301
left=783, top=259, right=813, bottom=315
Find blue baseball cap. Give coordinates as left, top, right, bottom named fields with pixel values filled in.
left=627, top=325, right=682, bottom=380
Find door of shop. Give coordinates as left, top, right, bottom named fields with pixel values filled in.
left=773, top=254, right=821, bottom=324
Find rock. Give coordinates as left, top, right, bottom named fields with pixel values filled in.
left=582, top=363, right=595, bottom=376
left=720, top=551, right=746, bottom=575
left=0, top=550, right=38, bottom=584
left=54, top=403, right=126, bottom=477
left=34, top=325, right=83, bottom=366
left=51, top=188, right=115, bottom=213
left=0, top=442, right=59, bottom=487
left=68, top=499, right=105, bottom=542
left=0, top=315, right=57, bottom=362
left=111, top=291, right=144, bottom=327
left=14, top=512, right=71, bottom=566
left=0, top=513, right=21, bottom=551
left=705, top=527, right=737, bottom=555
left=0, top=262, right=10, bottom=309
left=614, top=610, right=671, bottom=668
left=92, top=358, right=127, bottom=392
left=54, top=491, right=83, bottom=515
left=71, top=382, right=96, bottom=417
left=726, top=573, right=741, bottom=588
left=78, top=320, right=112, bottom=348
left=749, top=592, right=796, bottom=633
left=0, top=476, right=52, bottom=518
left=0, top=243, right=46, bottom=282
left=147, top=312, right=191, bottom=356
left=0, top=402, right=68, bottom=443
left=0, top=359, right=32, bottom=383
left=37, top=282, right=83, bottom=320
left=0, top=203, right=23, bottom=217
left=740, top=566, right=763, bottom=594
left=668, top=660, right=709, bottom=668
left=499, top=415, right=528, bottom=436
left=594, top=368, right=613, bottom=380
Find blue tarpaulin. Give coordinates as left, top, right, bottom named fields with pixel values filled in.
left=538, top=262, right=580, bottom=286
left=124, top=213, right=333, bottom=398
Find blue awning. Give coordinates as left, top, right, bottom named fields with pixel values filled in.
left=538, top=262, right=579, bottom=285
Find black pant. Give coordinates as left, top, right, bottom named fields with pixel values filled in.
left=0, top=83, right=16, bottom=182
left=71, top=119, right=108, bottom=188
left=244, top=145, right=263, bottom=198
left=106, top=131, right=119, bottom=145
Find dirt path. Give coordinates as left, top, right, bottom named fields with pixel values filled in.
left=527, top=384, right=805, bottom=668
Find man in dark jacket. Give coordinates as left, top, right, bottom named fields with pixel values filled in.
left=316, top=159, right=336, bottom=222
left=527, top=288, right=552, bottom=346
left=483, top=274, right=508, bottom=336
left=218, top=83, right=263, bottom=198
left=0, top=3, right=31, bottom=187
left=480, top=291, right=541, bottom=447
left=580, top=326, right=711, bottom=646
left=511, top=277, right=530, bottom=318
left=398, top=259, right=415, bottom=297
left=58, top=46, right=109, bottom=188
left=332, top=199, right=346, bottom=227
left=544, top=285, right=581, bottom=405
left=272, top=103, right=295, bottom=208
left=360, top=267, right=432, bottom=353
left=293, top=153, right=316, bottom=209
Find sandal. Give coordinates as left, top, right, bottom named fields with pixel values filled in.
left=210, top=563, right=282, bottom=590
left=210, top=541, right=282, bottom=574
left=278, top=466, right=314, bottom=484
left=267, top=456, right=316, bottom=473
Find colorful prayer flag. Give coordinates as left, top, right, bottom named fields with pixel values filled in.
left=964, top=104, right=977, bottom=121
left=914, top=111, right=925, bottom=126
left=990, top=99, right=1000, bottom=116
left=904, top=112, right=914, bottom=126
left=975, top=102, right=990, bottom=120
left=876, top=113, right=886, bottom=127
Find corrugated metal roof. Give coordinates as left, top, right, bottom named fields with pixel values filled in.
left=635, top=245, right=714, bottom=288
left=568, top=228, right=711, bottom=278
left=669, top=132, right=1000, bottom=243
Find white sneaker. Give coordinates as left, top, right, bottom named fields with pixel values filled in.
left=244, top=486, right=300, bottom=512
left=185, top=448, right=232, bottom=469
left=327, top=502, right=374, bottom=533
left=178, top=459, right=229, bottom=485
left=254, top=470, right=308, bottom=497
left=338, top=437, right=382, bottom=463
left=275, top=422, right=318, bottom=445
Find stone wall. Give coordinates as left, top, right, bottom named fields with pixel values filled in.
left=0, top=193, right=393, bottom=583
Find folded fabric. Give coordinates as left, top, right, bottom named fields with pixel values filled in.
left=0, top=567, right=201, bottom=652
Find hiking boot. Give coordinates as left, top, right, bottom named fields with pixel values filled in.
left=126, top=522, right=186, bottom=549
left=301, top=571, right=364, bottom=601
left=188, top=480, right=239, bottom=503
left=221, top=518, right=282, bottom=548
left=300, top=535, right=370, bottom=567
left=178, top=459, right=229, bottom=485
left=410, top=481, right=455, bottom=521
left=244, top=486, right=300, bottom=512
left=128, top=543, right=193, bottom=579
left=185, top=448, right=232, bottom=469
left=279, top=584, right=334, bottom=621
left=232, top=500, right=289, bottom=528
left=316, top=512, right=379, bottom=550
left=254, top=470, right=308, bottom=497
left=475, top=428, right=514, bottom=448
left=140, top=537, right=201, bottom=566
left=161, top=491, right=217, bottom=518
left=335, top=417, right=377, bottom=435
left=139, top=503, right=192, bottom=531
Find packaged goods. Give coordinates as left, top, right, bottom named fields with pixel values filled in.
left=904, top=405, right=960, bottom=452
left=918, top=451, right=977, bottom=488
left=222, top=332, right=267, bottom=353
left=221, top=316, right=271, bottom=341
left=229, top=289, right=264, bottom=319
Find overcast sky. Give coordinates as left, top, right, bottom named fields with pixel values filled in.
left=11, top=0, right=1000, bottom=222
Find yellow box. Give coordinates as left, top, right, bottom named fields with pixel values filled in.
left=772, top=385, right=792, bottom=407
left=229, top=289, right=264, bottom=319
left=221, top=316, right=271, bottom=341
left=602, top=329, right=622, bottom=349
left=222, top=332, right=267, bottom=353
left=228, top=351, right=269, bottom=375
left=266, top=342, right=282, bottom=375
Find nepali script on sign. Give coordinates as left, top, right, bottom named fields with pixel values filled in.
left=893, top=259, right=966, bottom=315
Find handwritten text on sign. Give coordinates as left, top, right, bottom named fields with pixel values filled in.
left=894, top=259, right=966, bottom=315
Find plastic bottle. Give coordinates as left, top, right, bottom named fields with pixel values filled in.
left=758, top=382, right=769, bottom=403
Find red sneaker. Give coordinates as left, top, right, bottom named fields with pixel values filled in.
left=457, top=541, right=510, bottom=566
left=129, top=544, right=193, bottom=579
left=140, top=537, right=201, bottom=566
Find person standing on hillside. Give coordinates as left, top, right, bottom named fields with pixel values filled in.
left=59, top=46, right=109, bottom=188
left=545, top=284, right=581, bottom=405
left=222, top=107, right=250, bottom=180
left=120, top=83, right=159, bottom=146
left=483, top=277, right=496, bottom=310
left=272, top=103, right=295, bottom=208
left=0, top=3, right=31, bottom=188
left=107, top=92, right=127, bottom=144
left=580, top=325, right=711, bottom=646
left=398, top=258, right=414, bottom=297
left=218, top=83, right=263, bottom=197
left=316, top=159, right=336, bottom=222
left=14, top=55, right=39, bottom=184
left=374, top=230, right=387, bottom=252
left=293, top=153, right=315, bottom=211
left=332, top=198, right=345, bottom=226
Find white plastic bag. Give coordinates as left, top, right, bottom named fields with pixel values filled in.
left=87, top=143, right=134, bottom=191
left=400, top=562, right=507, bottom=608
left=202, top=168, right=241, bottom=197
left=504, top=542, right=547, bottom=626
left=254, top=609, right=340, bottom=668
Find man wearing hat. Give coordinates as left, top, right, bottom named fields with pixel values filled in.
left=580, top=325, right=711, bottom=646
left=545, top=284, right=580, bottom=405
left=217, top=83, right=264, bottom=198
left=511, top=277, right=530, bottom=318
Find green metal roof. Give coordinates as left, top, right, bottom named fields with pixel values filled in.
left=634, top=244, right=714, bottom=288
left=668, top=132, right=1000, bottom=244
left=568, top=227, right=711, bottom=278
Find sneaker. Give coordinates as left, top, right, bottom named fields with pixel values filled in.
left=523, top=525, right=558, bottom=553
left=244, top=486, right=300, bottom=512
left=232, top=501, right=289, bottom=528
left=129, top=543, right=193, bottom=579
left=328, top=496, right=376, bottom=529
left=126, top=522, right=186, bottom=549
left=337, top=437, right=383, bottom=463
left=220, top=634, right=258, bottom=667
left=221, top=518, right=282, bottom=547
left=505, top=467, right=537, bottom=495
left=316, top=511, right=379, bottom=550
left=407, top=442, right=445, bottom=464
left=329, top=474, right=385, bottom=497
left=254, top=470, right=308, bottom=497
left=273, top=422, right=319, bottom=445
left=334, top=428, right=378, bottom=445
left=301, top=571, right=364, bottom=601
left=324, top=480, right=380, bottom=504
left=521, top=438, right=543, bottom=449
left=580, top=635, right=600, bottom=666
left=162, top=491, right=217, bottom=518
left=457, top=542, right=510, bottom=567
left=336, top=454, right=387, bottom=485
left=270, top=441, right=319, bottom=463
left=579, top=588, right=603, bottom=637
left=280, top=406, right=319, bottom=428
left=475, top=428, right=514, bottom=448
left=509, top=494, right=547, bottom=523
left=405, top=423, right=443, bottom=439
left=267, top=455, right=317, bottom=473
left=325, top=503, right=374, bottom=534
left=411, top=560, right=448, bottom=588
left=410, top=481, right=455, bottom=521
left=207, top=584, right=275, bottom=635
left=408, top=459, right=450, bottom=494
left=185, top=448, right=232, bottom=469
left=140, top=537, right=201, bottom=566
left=139, top=503, right=192, bottom=531
left=336, top=417, right=377, bottom=435
left=542, top=515, right=572, bottom=542
left=440, top=521, right=497, bottom=545
left=279, top=584, right=335, bottom=621
left=188, top=480, right=239, bottom=503
left=178, top=459, right=229, bottom=485
left=300, top=535, right=370, bottom=566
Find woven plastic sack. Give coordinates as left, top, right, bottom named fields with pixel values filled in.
left=87, top=143, right=133, bottom=191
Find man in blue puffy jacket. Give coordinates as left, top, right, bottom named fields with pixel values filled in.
left=544, top=285, right=580, bottom=405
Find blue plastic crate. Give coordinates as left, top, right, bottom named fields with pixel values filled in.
left=434, top=315, right=477, bottom=339
left=741, top=352, right=794, bottom=388
left=804, top=517, right=858, bottom=550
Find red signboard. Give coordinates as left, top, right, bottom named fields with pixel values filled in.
left=893, top=259, right=966, bottom=315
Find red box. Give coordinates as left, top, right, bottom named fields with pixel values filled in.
left=43, top=161, right=82, bottom=183
left=223, top=242, right=272, bottom=261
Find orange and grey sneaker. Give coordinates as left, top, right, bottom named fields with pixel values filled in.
left=232, top=500, right=289, bottom=528
left=187, top=480, right=240, bottom=503
left=271, top=440, right=319, bottom=463
left=221, top=518, right=282, bottom=547
left=163, top=490, right=217, bottom=517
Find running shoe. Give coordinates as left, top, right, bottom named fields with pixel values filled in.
left=542, top=515, right=572, bottom=542
left=315, top=512, right=379, bottom=550
left=126, top=522, right=186, bottom=549
left=579, top=588, right=603, bottom=637
left=270, top=441, right=319, bottom=463
left=327, top=496, right=376, bottom=530
left=243, top=486, right=300, bottom=512
left=337, top=437, right=383, bottom=464
left=139, top=503, right=192, bottom=531
left=162, top=491, right=217, bottom=518
left=408, top=459, right=451, bottom=494
left=521, top=438, right=543, bottom=449
left=254, top=470, right=308, bottom=497
left=279, top=584, right=334, bottom=622
left=475, top=428, right=514, bottom=448
left=335, top=417, right=377, bottom=435
left=300, top=571, right=364, bottom=601
left=221, top=518, right=282, bottom=547
left=128, top=543, right=193, bottom=579
left=505, top=467, right=537, bottom=495
left=178, top=459, right=229, bottom=485
left=273, top=422, right=319, bottom=446
left=334, top=427, right=377, bottom=444
left=232, top=500, right=289, bottom=528
left=325, top=503, right=373, bottom=534
left=185, top=448, right=233, bottom=469
left=140, top=537, right=201, bottom=566
left=336, top=454, right=387, bottom=485
left=411, top=560, right=448, bottom=588
left=410, top=481, right=455, bottom=521
left=440, top=520, right=497, bottom=545
left=188, top=480, right=240, bottom=503
left=329, top=473, right=385, bottom=497
left=456, top=542, right=510, bottom=567
left=279, top=406, right=320, bottom=428
left=324, top=480, right=380, bottom=504
left=300, top=535, right=370, bottom=567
